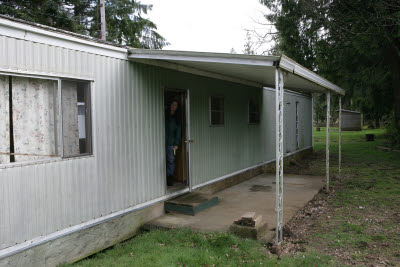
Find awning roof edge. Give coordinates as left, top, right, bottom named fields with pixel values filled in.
left=279, top=55, right=345, bottom=95
left=128, top=48, right=279, bottom=67
left=128, top=49, right=345, bottom=96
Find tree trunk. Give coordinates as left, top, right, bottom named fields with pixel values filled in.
left=375, top=118, right=380, bottom=129
left=386, top=44, right=400, bottom=133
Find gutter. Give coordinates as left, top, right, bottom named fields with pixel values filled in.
left=279, top=55, right=345, bottom=96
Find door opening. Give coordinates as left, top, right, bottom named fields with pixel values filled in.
left=164, top=89, right=190, bottom=193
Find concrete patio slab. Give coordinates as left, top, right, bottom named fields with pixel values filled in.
left=145, top=173, right=325, bottom=241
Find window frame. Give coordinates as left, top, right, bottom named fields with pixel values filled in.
left=60, top=78, right=93, bottom=158
left=248, top=98, right=261, bottom=125
left=0, top=72, right=94, bottom=168
left=295, top=101, right=300, bottom=149
left=209, top=96, right=225, bottom=126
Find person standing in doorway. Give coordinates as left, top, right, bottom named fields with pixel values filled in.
left=165, top=99, right=181, bottom=186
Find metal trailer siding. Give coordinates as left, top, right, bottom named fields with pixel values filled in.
left=262, top=89, right=312, bottom=162
left=341, top=111, right=362, bottom=131
left=159, top=69, right=264, bottom=186
left=0, top=36, right=166, bottom=249
left=0, top=34, right=312, bottom=250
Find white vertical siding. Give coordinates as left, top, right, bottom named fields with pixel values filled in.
left=0, top=35, right=166, bottom=249
left=0, top=33, right=313, bottom=251
left=262, top=89, right=312, bottom=162
left=158, top=69, right=265, bottom=186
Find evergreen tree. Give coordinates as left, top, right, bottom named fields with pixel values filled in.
left=0, top=0, right=168, bottom=49
left=0, top=0, right=77, bottom=31
left=243, top=32, right=256, bottom=55
left=260, top=0, right=400, bottom=133
left=100, top=0, right=167, bottom=49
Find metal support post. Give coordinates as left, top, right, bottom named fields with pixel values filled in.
left=326, top=92, right=330, bottom=191
left=275, top=68, right=284, bottom=245
left=311, top=94, right=314, bottom=148
left=339, top=96, right=342, bottom=175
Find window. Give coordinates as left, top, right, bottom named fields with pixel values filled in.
left=209, top=96, right=224, bottom=126
left=296, top=101, right=300, bottom=149
left=248, top=99, right=260, bottom=124
left=62, top=80, right=92, bottom=157
left=0, top=75, right=92, bottom=165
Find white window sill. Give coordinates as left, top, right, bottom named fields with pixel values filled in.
left=0, top=154, right=94, bottom=169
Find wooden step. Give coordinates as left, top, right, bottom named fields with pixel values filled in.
left=164, top=192, right=219, bottom=216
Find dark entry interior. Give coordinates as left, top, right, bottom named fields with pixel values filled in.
left=164, top=89, right=188, bottom=190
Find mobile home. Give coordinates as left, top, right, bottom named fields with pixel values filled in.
left=0, top=16, right=344, bottom=266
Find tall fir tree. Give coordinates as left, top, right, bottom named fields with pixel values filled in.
left=0, top=0, right=168, bottom=49
left=260, top=0, right=400, bottom=134
left=242, top=32, right=256, bottom=55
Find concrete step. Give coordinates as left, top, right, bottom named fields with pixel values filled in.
left=164, top=192, right=219, bottom=216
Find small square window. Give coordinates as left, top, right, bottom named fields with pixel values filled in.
left=209, top=96, right=224, bottom=126
left=248, top=99, right=260, bottom=124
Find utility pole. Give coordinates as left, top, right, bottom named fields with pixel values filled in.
left=100, top=0, right=106, bottom=40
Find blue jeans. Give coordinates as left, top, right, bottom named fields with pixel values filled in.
left=166, top=146, right=175, bottom=177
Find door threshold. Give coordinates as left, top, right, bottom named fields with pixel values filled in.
left=167, top=182, right=188, bottom=194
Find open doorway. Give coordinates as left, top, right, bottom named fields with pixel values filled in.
left=164, top=89, right=190, bottom=193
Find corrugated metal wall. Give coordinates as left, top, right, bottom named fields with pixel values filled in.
left=0, top=33, right=312, bottom=250
left=157, top=73, right=312, bottom=187
left=283, top=92, right=312, bottom=154
left=0, top=36, right=167, bottom=249
left=262, top=89, right=312, bottom=161
left=341, top=112, right=361, bottom=130
left=159, top=70, right=264, bottom=186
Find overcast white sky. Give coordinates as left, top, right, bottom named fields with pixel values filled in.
left=140, top=0, right=272, bottom=54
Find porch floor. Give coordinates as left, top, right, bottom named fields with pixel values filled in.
left=146, top=173, right=325, bottom=241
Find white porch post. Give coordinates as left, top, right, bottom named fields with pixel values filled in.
left=275, top=67, right=284, bottom=245
left=311, top=94, right=314, bottom=148
left=326, top=92, right=331, bottom=192
left=339, top=96, right=342, bottom=175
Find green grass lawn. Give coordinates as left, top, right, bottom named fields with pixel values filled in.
left=64, top=230, right=335, bottom=267
left=306, top=128, right=400, bottom=265
left=65, top=128, right=400, bottom=266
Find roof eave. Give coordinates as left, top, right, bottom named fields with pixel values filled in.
left=128, top=49, right=279, bottom=67
left=128, top=49, right=345, bottom=96
left=279, top=55, right=345, bottom=96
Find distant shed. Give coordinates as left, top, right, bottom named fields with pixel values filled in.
left=341, top=110, right=362, bottom=131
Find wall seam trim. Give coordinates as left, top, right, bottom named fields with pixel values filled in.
left=0, top=69, right=94, bottom=82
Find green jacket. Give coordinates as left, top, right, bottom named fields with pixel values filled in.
left=165, top=116, right=181, bottom=146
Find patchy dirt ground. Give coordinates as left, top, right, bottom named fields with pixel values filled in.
left=275, top=132, right=400, bottom=267
left=284, top=149, right=327, bottom=176
left=280, top=186, right=400, bottom=266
